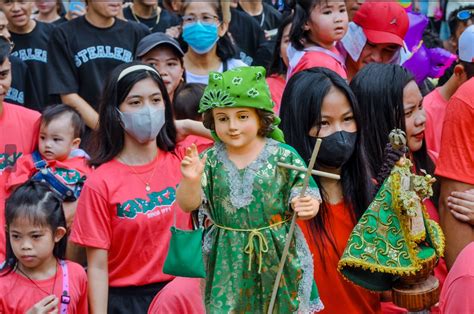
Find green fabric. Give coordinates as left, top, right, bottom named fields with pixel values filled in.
left=201, top=139, right=322, bottom=313
left=338, top=159, right=444, bottom=292
left=199, top=66, right=285, bottom=143
left=163, top=226, right=206, bottom=278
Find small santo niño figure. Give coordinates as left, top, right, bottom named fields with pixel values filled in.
left=338, top=129, right=445, bottom=311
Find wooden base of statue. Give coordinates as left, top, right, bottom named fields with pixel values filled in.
left=392, top=275, right=440, bottom=311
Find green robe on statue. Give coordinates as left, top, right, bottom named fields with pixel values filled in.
left=200, top=139, right=323, bottom=313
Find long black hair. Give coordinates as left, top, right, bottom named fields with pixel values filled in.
left=351, top=63, right=439, bottom=204
left=1, top=181, right=67, bottom=275
left=267, top=13, right=293, bottom=77
left=280, top=67, right=374, bottom=263
left=89, top=61, right=177, bottom=167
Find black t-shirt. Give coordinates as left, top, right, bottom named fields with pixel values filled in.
left=229, top=8, right=273, bottom=68
left=47, top=16, right=149, bottom=111
left=10, top=21, right=59, bottom=109
left=238, top=3, right=282, bottom=33
left=123, top=6, right=180, bottom=33
left=7, top=56, right=40, bottom=111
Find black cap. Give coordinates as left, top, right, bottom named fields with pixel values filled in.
left=136, top=32, right=184, bottom=58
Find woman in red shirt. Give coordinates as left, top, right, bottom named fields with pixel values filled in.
left=280, top=67, right=381, bottom=313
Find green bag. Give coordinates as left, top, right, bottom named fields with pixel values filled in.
left=163, top=217, right=206, bottom=278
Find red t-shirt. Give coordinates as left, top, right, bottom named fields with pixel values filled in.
left=266, top=74, right=286, bottom=115
left=439, top=242, right=474, bottom=313
left=147, top=277, right=205, bottom=314
left=0, top=102, right=40, bottom=261
left=5, top=154, right=92, bottom=192
left=289, top=49, right=348, bottom=80
left=299, top=202, right=381, bottom=314
left=0, top=261, right=88, bottom=314
left=423, top=88, right=448, bottom=163
left=436, top=78, right=474, bottom=184
left=70, top=149, right=192, bottom=287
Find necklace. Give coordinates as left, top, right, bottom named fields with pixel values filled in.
left=16, top=261, right=58, bottom=296
left=119, top=155, right=159, bottom=192
left=130, top=4, right=160, bottom=31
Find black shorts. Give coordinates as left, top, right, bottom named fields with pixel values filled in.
left=107, top=281, right=170, bottom=314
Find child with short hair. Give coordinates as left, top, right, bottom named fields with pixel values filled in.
left=6, top=104, right=91, bottom=204
left=0, top=180, right=88, bottom=313
left=176, top=66, right=323, bottom=313
left=287, top=0, right=348, bottom=79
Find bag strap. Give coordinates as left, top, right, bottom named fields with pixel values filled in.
left=30, top=152, right=77, bottom=200
left=59, top=260, right=70, bottom=314
left=32, top=151, right=47, bottom=169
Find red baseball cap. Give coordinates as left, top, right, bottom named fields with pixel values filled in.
left=353, top=2, right=409, bottom=46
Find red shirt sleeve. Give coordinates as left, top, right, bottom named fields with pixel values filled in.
left=70, top=181, right=112, bottom=250
left=436, top=95, right=474, bottom=184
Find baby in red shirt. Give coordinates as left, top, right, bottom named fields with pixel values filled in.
left=6, top=104, right=92, bottom=204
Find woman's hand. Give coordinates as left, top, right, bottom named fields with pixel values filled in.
left=181, top=144, right=206, bottom=182
left=448, top=189, right=474, bottom=225
left=291, top=195, right=320, bottom=220
left=26, top=295, right=59, bottom=314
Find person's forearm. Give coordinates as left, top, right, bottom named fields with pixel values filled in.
left=182, top=120, right=212, bottom=139
left=87, top=248, right=109, bottom=314
left=177, top=178, right=202, bottom=212
left=439, top=178, right=474, bottom=269
left=61, top=93, right=99, bottom=130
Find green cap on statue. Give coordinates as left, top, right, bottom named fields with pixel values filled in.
left=199, top=66, right=285, bottom=143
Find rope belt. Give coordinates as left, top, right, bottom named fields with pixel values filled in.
left=213, top=218, right=291, bottom=274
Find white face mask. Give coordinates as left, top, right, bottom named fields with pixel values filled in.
left=117, top=105, right=166, bottom=144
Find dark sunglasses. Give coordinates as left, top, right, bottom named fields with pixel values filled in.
left=457, top=9, right=474, bottom=21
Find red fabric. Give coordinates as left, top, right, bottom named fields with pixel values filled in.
left=266, top=74, right=286, bottom=115
left=0, top=261, right=88, bottom=314
left=436, top=78, right=474, bottom=184
left=176, top=135, right=213, bottom=154
left=147, top=277, right=205, bottom=314
left=439, top=242, right=474, bottom=313
left=0, top=102, right=40, bottom=261
left=70, top=149, right=192, bottom=287
left=424, top=88, right=448, bottom=163
left=5, top=154, right=92, bottom=192
left=299, top=202, right=382, bottom=314
left=290, top=49, right=348, bottom=80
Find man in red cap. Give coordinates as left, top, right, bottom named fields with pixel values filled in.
left=341, top=1, right=409, bottom=80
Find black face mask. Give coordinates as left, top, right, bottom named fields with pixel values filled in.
left=309, top=131, right=357, bottom=168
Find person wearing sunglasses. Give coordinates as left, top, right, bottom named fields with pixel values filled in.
left=446, top=5, right=474, bottom=53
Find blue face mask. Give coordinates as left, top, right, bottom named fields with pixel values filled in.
left=182, top=22, right=219, bottom=54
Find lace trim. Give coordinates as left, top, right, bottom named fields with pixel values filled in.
left=290, top=186, right=322, bottom=204
left=215, top=139, right=278, bottom=209
left=294, top=227, right=324, bottom=313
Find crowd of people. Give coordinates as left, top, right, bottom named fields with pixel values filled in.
left=0, top=0, right=473, bottom=313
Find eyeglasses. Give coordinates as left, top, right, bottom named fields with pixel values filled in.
left=182, top=14, right=219, bottom=25
left=457, top=9, right=474, bottom=21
